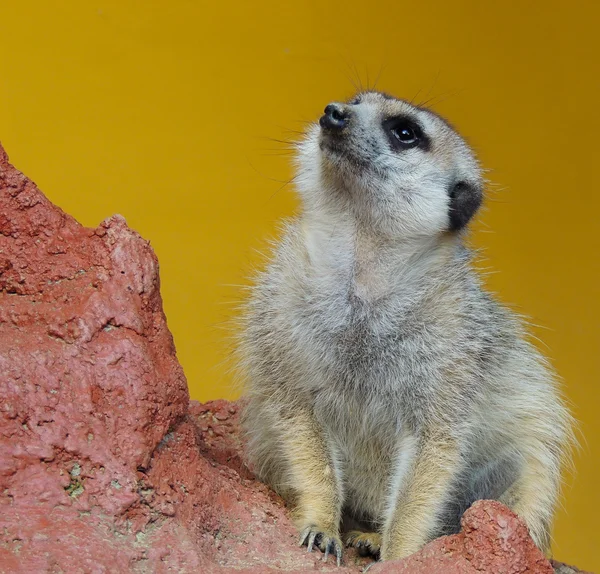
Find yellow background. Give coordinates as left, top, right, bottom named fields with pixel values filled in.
left=1, top=1, right=598, bottom=569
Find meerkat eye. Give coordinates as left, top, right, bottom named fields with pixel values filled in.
left=393, top=125, right=418, bottom=143
left=384, top=117, right=425, bottom=151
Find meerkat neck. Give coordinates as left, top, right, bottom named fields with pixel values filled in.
left=300, top=210, right=461, bottom=301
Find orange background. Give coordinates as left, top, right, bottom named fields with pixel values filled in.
left=1, top=1, right=598, bottom=569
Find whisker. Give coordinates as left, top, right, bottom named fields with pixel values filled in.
left=349, top=57, right=364, bottom=92
left=409, top=86, right=423, bottom=106
left=417, top=88, right=464, bottom=109
left=372, top=61, right=387, bottom=91
left=424, top=68, right=442, bottom=101
left=264, top=174, right=298, bottom=205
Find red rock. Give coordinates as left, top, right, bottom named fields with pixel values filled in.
left=0, top=142, right=355, bottom=573
left=0, top=141, right=590, bottom=573
left=370, top=500, right=553, bottom=573
left=0, top=141, right=196, bottom=570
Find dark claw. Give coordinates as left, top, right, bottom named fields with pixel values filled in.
left=357, top=541, right=370, bottom=557
left=345, top=531, right=381, bottom=559
left=299, top=526, right=343, bottom=566
left=299, top=527, right=311, bottom=547
left=323, top=538, right=342, bottom=566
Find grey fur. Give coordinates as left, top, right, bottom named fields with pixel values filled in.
left=238, top=91, right=574, bottom=560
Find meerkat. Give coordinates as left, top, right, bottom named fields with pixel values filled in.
left=238, top=91, right=574, bottom=566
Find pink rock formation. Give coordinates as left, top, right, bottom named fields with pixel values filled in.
left=0, top=142, right=591, bottom=573
left=370, top=500, right=553, bottom=574
left=0, top=142, right=353, bottom=573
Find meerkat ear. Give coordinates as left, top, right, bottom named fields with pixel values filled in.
left=448, top=180, right=483, bottom=231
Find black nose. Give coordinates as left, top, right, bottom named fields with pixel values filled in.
left=319, top=103, right=350, bottom=131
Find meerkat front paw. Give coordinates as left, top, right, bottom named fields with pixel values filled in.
left=345, top=530, right=381, bottom=558
left=299, top=525, right=343, bottom=566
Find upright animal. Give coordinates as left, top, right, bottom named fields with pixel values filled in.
left=238, top=90, right=573, bottom=566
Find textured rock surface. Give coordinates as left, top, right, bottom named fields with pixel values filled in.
left=0, top=142, right=355, bottom=573
left=370, top=500, right=554, bottom=574
left=0, top=142, right=591, bottom=573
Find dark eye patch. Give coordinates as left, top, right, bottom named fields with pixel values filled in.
left=382, top=116, right=430, bottom=152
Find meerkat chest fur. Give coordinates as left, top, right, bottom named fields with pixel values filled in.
left=249, top=209, right=482, bottom=520
left=262, top=210, right=470, bottom=438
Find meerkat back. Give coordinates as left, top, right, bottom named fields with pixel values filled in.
left=238, top=91, right=574, bottom=566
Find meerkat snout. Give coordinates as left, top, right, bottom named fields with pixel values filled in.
left=319, top=103, right=351, bottom=131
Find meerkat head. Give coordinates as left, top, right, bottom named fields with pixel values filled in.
left=295, top=91, right=483, bottom=239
